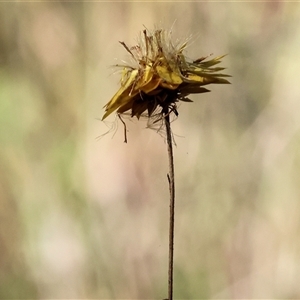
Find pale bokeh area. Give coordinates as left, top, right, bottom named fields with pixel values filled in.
left=1, top=2, right=300, bottom=299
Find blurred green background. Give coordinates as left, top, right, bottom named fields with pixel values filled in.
left=1, top=1, right=300, bottom=299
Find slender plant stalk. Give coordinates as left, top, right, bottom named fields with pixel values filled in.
left=164, top=112, right=175, bottom=300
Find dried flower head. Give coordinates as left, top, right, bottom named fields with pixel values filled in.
left=102, top=28, right=230, bottom=122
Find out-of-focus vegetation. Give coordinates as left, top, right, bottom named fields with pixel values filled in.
left=1, top=2, right=300, bottom=299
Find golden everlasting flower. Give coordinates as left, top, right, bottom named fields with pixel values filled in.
left=102, top=28, right=230, bottom=121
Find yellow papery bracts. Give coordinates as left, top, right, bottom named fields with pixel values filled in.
left=102, top=29, right=230, bottom=120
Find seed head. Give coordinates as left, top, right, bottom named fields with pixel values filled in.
left=102, top=28, right=230, bottom=121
